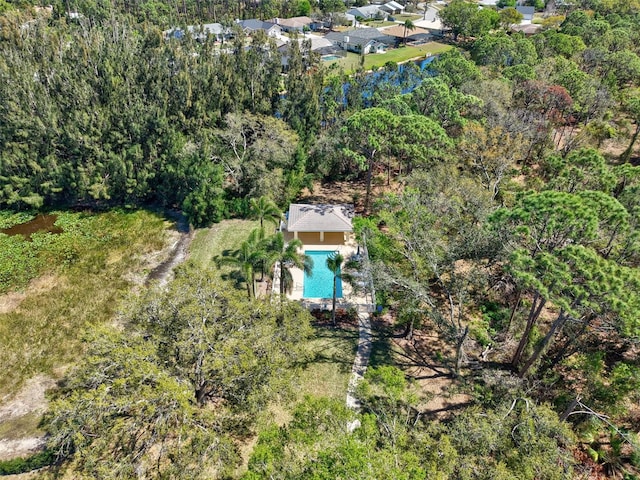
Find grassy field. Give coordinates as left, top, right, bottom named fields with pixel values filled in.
left=394, top=13, right=424, bottom=21
left=0, top=209, right=171, bottom=396
left=324, top=41, right=453, bottom=73
left=360, top=19, right=397, bottom=28
left=188, top=219, right=260, bottom=272
left=297, top=326, right=358, bottom=400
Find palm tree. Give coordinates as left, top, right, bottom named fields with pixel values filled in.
left=265, top=232, right=313, bottom=297
left=216, top=229, right=264, bottom=299
left=403, top=19, right=416, bottom=45
left=249, top=196, right=283, bottom=231
left=326, top=252, right=344, bottom=325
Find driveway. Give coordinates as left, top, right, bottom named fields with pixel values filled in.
left=414, top=5, right=442, bottom=30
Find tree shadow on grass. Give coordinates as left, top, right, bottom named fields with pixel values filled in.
left=422, top=400, right=473, bottom=419
left=368, top=334, right=395, bottom=370
left=218, top=271, right=250, bottom=294
left=392, top=341, right=452, bottom=377
left=299, top=326, right=359, bottom=374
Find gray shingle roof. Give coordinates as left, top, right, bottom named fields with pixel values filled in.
left=515, top=6, right=535, bottom=19
left=237, top=19, right=278, bottom=31
left=347, top=5, right=384, bottom=17
left=287, top=204, right=354, bottom=232
left=325, top=28, right=395, bottom=46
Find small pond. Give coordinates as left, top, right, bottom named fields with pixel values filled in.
left=0, top=214, right=64, bottom=240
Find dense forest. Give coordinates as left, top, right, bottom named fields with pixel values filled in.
left=1, top=0, right=640, bottom=478
left=0, top=13, right=323, bottom=224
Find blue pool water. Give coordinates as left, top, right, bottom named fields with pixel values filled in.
left=322, top=55, right=341, bottom=61
left=303, top=250, right=343, bottom=299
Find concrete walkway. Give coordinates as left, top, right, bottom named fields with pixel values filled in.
left=346, top=305, right=373, bottom=410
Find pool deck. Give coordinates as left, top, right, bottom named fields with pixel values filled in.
left=272, top=229, right=375, bottom=411
left=272, top=234, right=371, bottom=310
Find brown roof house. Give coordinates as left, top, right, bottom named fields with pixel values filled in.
left=270, top=16, right=314, bottom=32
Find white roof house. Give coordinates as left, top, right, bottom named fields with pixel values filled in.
left=164, top=23, right=231, bottom=41
left=347, top=5, right=386, bottom=19
left=380, top=1, right=405, bottom=14
left=279, top=35, right=341, bottom=67
left=286, top=204, right=354, bottom=242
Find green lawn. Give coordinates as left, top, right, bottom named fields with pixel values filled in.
left=361, top=19, right=397, bottom=28
left=324, top=42, right=453, bottom=73
left=394, top=13, right=424, bottom=21
left=188, top=219, right=260, bottom=272
left=297, top=326, right=358, bottom=400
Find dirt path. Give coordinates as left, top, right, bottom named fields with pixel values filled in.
left=0, top=376, right=55, bottom=461
left=145, top=212, right=193, bottom=288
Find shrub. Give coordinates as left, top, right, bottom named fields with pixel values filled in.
left=0, top=450, right=55, bottom=475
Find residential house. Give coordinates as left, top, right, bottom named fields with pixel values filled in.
left=280, top=204, right=362, bottom=302
left=326, top=27, right=396, bottom=53
left=383, top=24, right=431, bottom=43
left=344, top=13, right=357, bottom=26
left=515, top=6, right=535, bottom=24
left=310, top=12, right=356, bottom=31
left=510, top=23, right=542, bottom=35
left=164, top=23, right=232, bottom=42
left=279, top=35, right=342, bottom=68
left=270, top=16, right=313, bottom=32
left=380, top=1, right=405, bottom=15
left=284, top=204, right=354, bottom=244
left=346, top=5, right=387, bottom=20
left=236, top=19, right=283, bottom=37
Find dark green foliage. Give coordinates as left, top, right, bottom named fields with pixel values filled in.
left=410, top=77, right=483, bottom=130
left=472, top=33, right=538, bottom=68
left=45, top=326, right=239, bottom=479
left=280, top=39, right=322, bottom=144
left=0, top=450, right=55, bottom=475
left=0, top=17, right=315, bottom=226
left=45, top=271, right=313, bottom=478
left=480, top=301, right=510, bottom=332
left=440, top=0, right=498, bottom=41
left=533, top=31, right=586, bottom=60
left=245, top=389, right=575, bottom=479
left=181, top=167, right=226, bottom=227
left=429, top=49, right=482, bottom=89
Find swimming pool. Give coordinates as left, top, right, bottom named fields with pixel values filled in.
left=322, top=55, right=341, bottom=61
left=303, top=250, right=343, bottom=299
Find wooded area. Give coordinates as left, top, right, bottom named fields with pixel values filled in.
left=1, top=0, right=640, bottom=477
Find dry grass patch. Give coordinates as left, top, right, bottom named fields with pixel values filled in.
left=0, top=210, right=171, bottom=397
